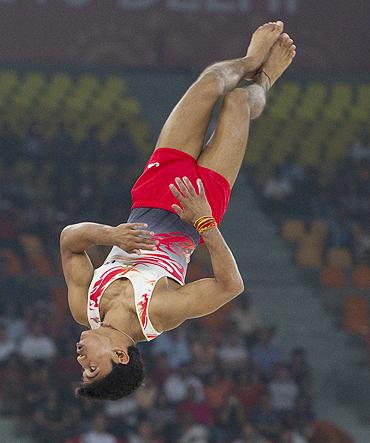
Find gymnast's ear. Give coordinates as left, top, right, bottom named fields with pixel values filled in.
left=113, top=349, right=130, bottom=365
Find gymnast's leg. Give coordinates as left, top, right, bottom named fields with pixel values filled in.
left=197, top=33, right=296, bottom=188
left=155, top=21, right=284, bottom=160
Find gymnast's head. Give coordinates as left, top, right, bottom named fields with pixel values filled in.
left=75, top=329, right=145, bottom=400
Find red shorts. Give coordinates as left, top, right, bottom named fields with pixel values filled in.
left=131, top=148, right=231, bottom=224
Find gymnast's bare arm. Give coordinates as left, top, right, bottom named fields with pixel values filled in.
left=153, top=177, right=244, bottom=332
left=60, top=222, right=158, bottom=324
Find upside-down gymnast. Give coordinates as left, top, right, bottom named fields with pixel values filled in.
left=60, top=21, right=296, bottom=400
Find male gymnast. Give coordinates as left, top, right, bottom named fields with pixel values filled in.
left=60, top=21, right=296, bottom=400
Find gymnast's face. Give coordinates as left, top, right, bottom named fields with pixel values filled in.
left=76, top=330, right=119, bottom=383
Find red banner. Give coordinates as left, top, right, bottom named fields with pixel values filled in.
left=0, top=0, right=368, bottom=72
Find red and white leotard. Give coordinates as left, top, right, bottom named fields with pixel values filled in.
left=87, top=208, right=198, bottom=341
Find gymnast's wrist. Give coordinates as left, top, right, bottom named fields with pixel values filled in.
left=193, top=216, right=217, bottom=235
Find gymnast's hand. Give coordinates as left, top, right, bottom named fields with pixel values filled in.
left=110, top=223, right=158, bottom=255
left=169, top=177, right=212, bottom=225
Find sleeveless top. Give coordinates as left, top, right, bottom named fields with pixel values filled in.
left=87, top=208, right=199, bottom=341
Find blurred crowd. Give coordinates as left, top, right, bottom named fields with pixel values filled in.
left=0, top=125, right=355, bottom=443
left=256, top=142, right=370, bottom=265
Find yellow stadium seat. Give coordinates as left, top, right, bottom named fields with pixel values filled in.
left=282, top=219, right=306, bottom=243
left=296, top=244, right=322, bottom=268
left=326, top=247, right=353, bottom=269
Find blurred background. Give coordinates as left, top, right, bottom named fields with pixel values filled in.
left=0, top=1, right=369, bottom=442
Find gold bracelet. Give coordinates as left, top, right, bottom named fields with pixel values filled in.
left=198, top=222, right=217, bottom=234
left=194, top=216, right=217, bottom=234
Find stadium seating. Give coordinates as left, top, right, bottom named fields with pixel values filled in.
left=249, top=81, right=370, bottom=169
left=351, top=265, right=370, bottom=289
left=0, top=69, right=150, bottom=152
left=343, top=295, right=369, bottom=335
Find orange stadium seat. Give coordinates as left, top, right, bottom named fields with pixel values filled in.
left=343, top=295, right=370, bottom=335
left=326, top=247, right=353, bottom=269
left=282, top=219, right=306, bottom=243
left=0, top=248, right=22, bottom=276
left=29, top=255, right=53, bottom=277
left=19, top=233, right=44, bottom=257
left=320, top=266, right=348, bottom=288
left=351, top=265, right=370, bottom=289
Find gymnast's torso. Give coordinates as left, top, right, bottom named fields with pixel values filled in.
left=87, top=208, right=200, bottom=341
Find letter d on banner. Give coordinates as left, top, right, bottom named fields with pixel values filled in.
left=119, top=0, right=157, bottom=8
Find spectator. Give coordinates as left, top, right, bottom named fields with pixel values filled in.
left=289, top=348, right=312, bottom=393
left=146, top=391, right=177, bottom=439
left=218, top=332, right=249, bottom=369
left=294, top=396, right=315, bottom=432
left=326, top=208, right=353, bottom=249
left=214, top=395, right=246, bottom=441
left=33, top=391, right=69, bottom=443
left=232, top=422, right=269, bottom=443
left=269, top=364, right=299, bottom=413
left=75, top=413, right=121, bottom=443
left=178, top=413, right=210, bottom=443
left=204, top=371, right=233, bottom=410
left=128, top=419, right=163, bottom=443
left=229, top=296, right=262, bottom=345
left=19, top=322, right=56, bottom=361
left=350, top=139, right=370, bottom=160
left=23, top=123, right=44, bottom=163
left=354, top=222, right=370, bottom=264
left=177, top=385, right=214, bottom=426
left=262, top=167, right=293, bottom=214
left=280, top=428, right=308, bottom=443
left=151, top=352, right=172, bottom=386
left=0, top=303, right=26, bottom=342
left=233, top=369, right=265, bottom=414
left=0, top=324, right=16, bottom=362
left=0, top=354, right=25, bottom=415
left=251, top=393, right=281, bottom=441
left=252, top=327, right=283, bottom=378
left=135, top=377, right=158, bottom=414
left=191, top=331, right=217, bottom=378
left=152, top=328, right=192, bottom=369
left=105, top=394, right=138, bottom=429
left=163, top=363, right=204, bottom=404
left=23, top=364, right=51, bottom=412
left=281, top=153, right=305, bottom=185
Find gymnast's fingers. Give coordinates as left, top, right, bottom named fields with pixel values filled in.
left=172, top=204, right=184, bottom=218
left=130, top=229, right=154, bottom=237
left=169, top=183, right=185, bottom=203
left=175, top=177, right=190, bottom=196
left=126, top=223, right=148, bottom=229
left=197, top=179, right=205, bottom=196
left=183, top=176, right=196, bottom=196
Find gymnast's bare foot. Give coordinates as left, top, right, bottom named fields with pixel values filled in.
left=258, top=33, right=296, bottom=89
left=245, top=21, right=284, bottom=72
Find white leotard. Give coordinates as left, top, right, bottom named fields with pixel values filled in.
left=87, top=209, right=198, bottom=341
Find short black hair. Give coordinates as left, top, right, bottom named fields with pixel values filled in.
left=76, top=346, right=145, bottom=401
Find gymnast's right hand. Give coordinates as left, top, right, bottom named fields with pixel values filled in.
left=169, top=177, right=212, bottom=225
left=110, top=223, right=158, bottom=255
